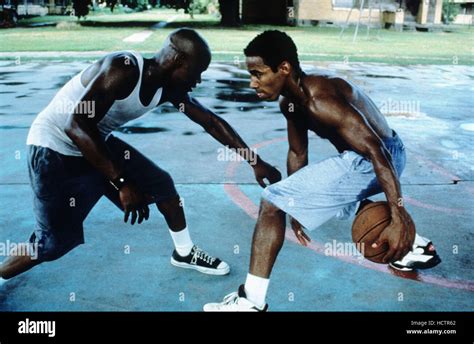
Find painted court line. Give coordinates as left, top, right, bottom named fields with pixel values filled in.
left=123, top=30, right=154, bottom=43
left=122, top=14, right=181, bottom=43
left=408, top=149, right=474, bottom=195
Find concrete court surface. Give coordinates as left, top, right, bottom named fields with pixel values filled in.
left=0, top=60, right=473, bottom=311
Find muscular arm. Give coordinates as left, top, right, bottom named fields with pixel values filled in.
left=65, top=54, right=150, bottom=225
left=308, top=94, right=415, bottom=261
left=281, top=101, right=308, bottom=176
left=308, top=95, right=402, bottom=215
left=168, top=94, right=281, bottom=187
left=281, top=99, right=311, bottom=245
left=172, top=94, right=261, bottom=165
left=64, top=55, right=138, bottom=180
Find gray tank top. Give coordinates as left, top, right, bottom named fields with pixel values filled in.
left=27, top=51, right=163, bottom=156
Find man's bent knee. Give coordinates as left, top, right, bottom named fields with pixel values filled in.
left=30, top=231, right=81, bottom=262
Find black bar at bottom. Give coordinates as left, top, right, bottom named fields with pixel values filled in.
left=0, top=312, right=472, bottom=343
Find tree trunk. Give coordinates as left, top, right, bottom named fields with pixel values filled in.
left=218, top=0, right=240, bottom=26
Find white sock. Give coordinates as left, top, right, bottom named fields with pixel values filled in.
left=244, top=273, right=269, bottom=309
left=169, top=227, right=194, bottom=257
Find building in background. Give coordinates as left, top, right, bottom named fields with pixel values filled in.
left=241, top=0, right=473, bottom=27
left=1, top=0, right=471, bottom=26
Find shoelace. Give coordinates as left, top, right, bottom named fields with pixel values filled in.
left=190, top=246, right=216, bottom=265
left=221, top=291, right=239, bottom=305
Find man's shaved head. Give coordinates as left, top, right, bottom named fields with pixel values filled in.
left=157, top=28, right=211, bottom=92
left=165, top=28, right=211, bottom=67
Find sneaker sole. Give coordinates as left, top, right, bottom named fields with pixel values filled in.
left=170, top=258, right=230, bottom=276
left=389, top=255, right=442, bottom=272
left=389, top=263, right=413, bottom=272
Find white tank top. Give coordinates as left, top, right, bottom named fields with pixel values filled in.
left=26, top=51, right=163, bottom=156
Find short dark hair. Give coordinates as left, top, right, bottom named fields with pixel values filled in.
left=244, top=30, right=301, bottom=75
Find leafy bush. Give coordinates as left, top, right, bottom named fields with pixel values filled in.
left=122, top=0, right=149, bottom=11
left=189, top=0, right=218, bottom=14
left=442, top=0, right=460, bottom=24
left=72, top=0, right=91, bottom=18
left=160, top=0, right=218, bottom=15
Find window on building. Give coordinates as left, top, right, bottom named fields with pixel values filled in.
left=333, top=0, right=355, bottom=8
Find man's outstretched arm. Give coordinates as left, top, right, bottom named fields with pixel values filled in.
left=171, top=95, right=282, bottom=187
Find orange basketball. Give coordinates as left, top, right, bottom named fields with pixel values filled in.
left=352, top=201, right=414, bottom=264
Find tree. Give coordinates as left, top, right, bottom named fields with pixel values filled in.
left=160, top=0, right=193, bottom=13
left=442, top=0, right=460, bottom=24
left=106, top=0, right=118, bottom=12
left=160, top=0, right=240, bottom=26
left=218, top=0, right=239, bottom=26
left=72, top=0, right=92, bottom=19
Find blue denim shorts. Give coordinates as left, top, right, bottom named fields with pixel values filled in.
left=27, top=135, right=177, bottom=262
left=262, top=130, right=406, bottom=231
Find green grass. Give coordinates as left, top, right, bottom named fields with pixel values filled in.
left=17, top=8, right=217, bottom=26
left=1, top=9, right=473, bottom=65
left=185, top=26, right=473, bottom=65
left=0, top=27, right=140, bottom=51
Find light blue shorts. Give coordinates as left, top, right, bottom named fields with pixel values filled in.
left=262, top=130, right=406, bottom=231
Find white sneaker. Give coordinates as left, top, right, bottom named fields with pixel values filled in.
left=389, top=234, right=441, bottom=271
left=203, top=285, right=268, bottom=312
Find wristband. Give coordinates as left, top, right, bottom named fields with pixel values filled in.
left=109, top=176, right=127, bottom=191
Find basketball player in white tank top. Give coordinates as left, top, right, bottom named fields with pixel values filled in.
left=0, top=28, right=282, bottom=281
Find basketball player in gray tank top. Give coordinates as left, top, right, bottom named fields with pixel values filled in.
left=0, top=29, right=282, bottom=281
